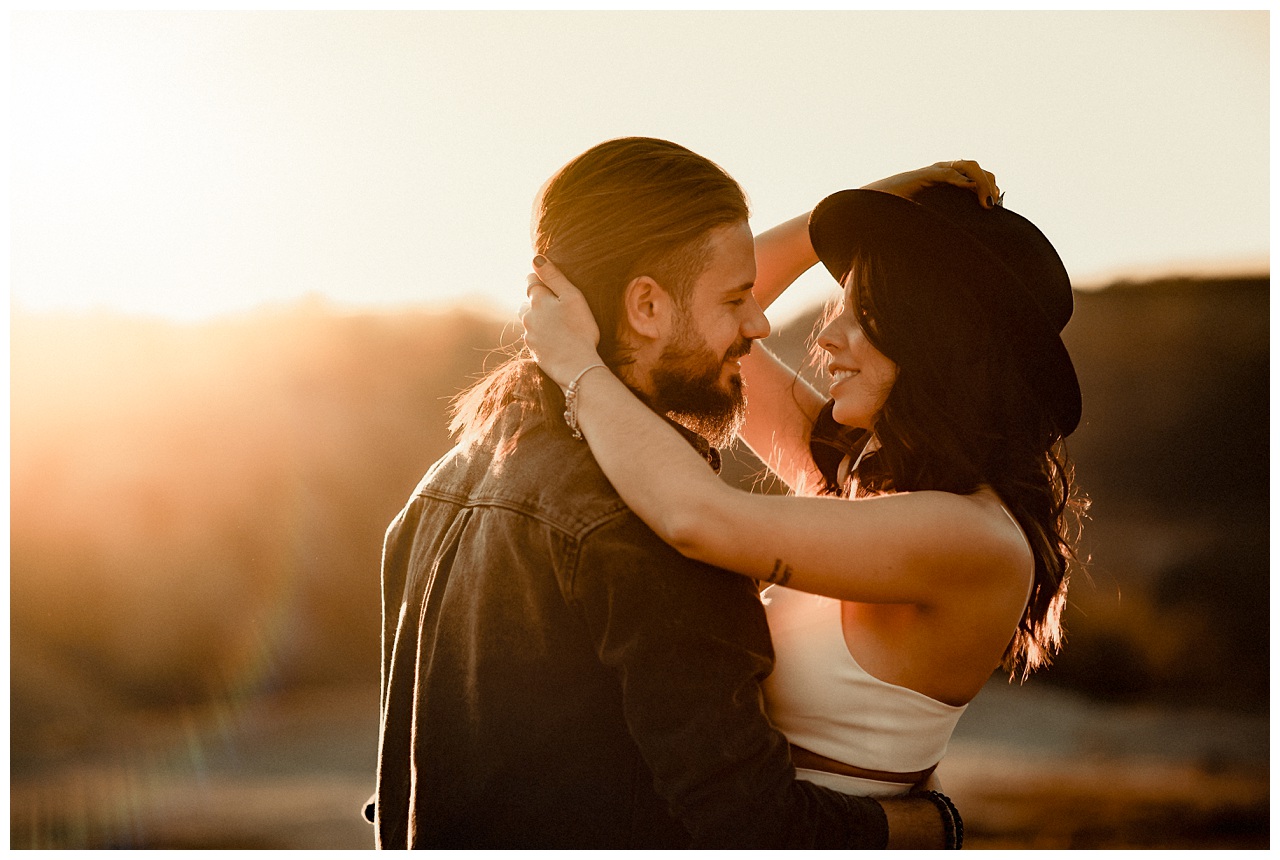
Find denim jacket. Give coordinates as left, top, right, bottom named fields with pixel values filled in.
left=372, top=386, right=888, bottom=848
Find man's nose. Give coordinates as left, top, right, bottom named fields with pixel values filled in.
left=742, top=296, right=770, bottom=340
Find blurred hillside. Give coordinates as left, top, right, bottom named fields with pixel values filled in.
left=1045, top=277, right=1268, bottom=708
left=10, top=276, right=1269, bottom=773
left=11, top=302, right=517, bottom=765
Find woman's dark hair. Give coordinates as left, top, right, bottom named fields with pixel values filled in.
left=814, top=250, right=1087, bottom=679
left=451, top=137, right=749, bottom=448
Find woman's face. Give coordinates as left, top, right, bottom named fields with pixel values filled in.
left=816, top=283, right=898, bottom=430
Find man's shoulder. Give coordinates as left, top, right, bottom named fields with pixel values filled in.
left=413, top=415, right=636, bottom=538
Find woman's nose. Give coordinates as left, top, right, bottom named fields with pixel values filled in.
left=816, top=317, right=840, bottom=352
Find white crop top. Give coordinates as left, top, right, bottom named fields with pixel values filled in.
left=761, top=585, right=968, bottom=792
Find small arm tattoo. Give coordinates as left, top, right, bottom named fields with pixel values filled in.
left=767, top=559, right=793, bottom=587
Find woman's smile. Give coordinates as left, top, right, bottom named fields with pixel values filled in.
left=828, top=366, right=860, bottom=391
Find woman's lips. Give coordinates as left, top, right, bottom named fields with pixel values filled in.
left=828, top=368, right=859, bottom=393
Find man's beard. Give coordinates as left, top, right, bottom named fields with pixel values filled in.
left=649, top=324, right=752, bottom=448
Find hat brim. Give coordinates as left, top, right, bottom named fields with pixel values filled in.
left=809, top=189, right=1081, bottom=435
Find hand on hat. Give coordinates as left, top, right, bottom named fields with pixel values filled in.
left=862, top=160, right=1002, bottom=209
left=522, top=256, right=605, bottom=391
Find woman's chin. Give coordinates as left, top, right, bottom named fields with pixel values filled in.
left=830, top=401, right=870, bottom=430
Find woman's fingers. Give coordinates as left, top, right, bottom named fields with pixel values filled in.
left=977, top=167, right=998, bottom=208
left=983, top=169, right=1004, bottom=207
left=943, top=159, right=1000, bottom=208
left=959, top=160, right=999, bottom=208
left=929, top=159, right=998, bottom=207
left=523, top=256, right=603, bottom=349
left=872, top=160, right=1003, bottom=208
left=532, top=255, right=585, bottom=300
left=934, top=160, right=979, bottom=187
left=522, top=278, right=555, bottom=323
left=526, top=278, right=557, bottom=302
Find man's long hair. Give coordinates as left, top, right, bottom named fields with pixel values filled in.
left=450, top=137, right=750, bottom=448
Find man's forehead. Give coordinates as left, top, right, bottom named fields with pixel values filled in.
left=699, top=221, right=755, bottom=277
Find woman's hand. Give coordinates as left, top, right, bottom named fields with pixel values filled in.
left=521, top=256, right=606, bottom=390
left=862, top=160, right=1002, bottom=209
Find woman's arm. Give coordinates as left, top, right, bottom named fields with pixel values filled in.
left=735, top=346, right=828, bottom=495
left=751, top=212, right=819, bottom=312
left=749, top=159, right=1001, bottom=312
left=523, top=267, right=1026, bottom=608
left=736, top=213, right=828, bottom=494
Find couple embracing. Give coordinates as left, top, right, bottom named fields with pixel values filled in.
left=370, top=137, right=1085, bottom=849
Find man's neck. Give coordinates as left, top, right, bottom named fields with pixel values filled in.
left=616, top=365, right=720, bottom=471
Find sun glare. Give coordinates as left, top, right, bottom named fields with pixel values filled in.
left=9, top=11, right=1269, bottom=323
left=12, top=17, right=173, bottom=315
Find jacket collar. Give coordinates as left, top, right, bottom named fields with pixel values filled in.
left=664, top=416, right=721, bottom=474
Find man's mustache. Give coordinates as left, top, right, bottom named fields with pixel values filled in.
left=725, top=339, right=753, bottom=362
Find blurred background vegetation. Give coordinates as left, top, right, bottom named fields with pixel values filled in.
left=10, top=275, right=1269, bottom=848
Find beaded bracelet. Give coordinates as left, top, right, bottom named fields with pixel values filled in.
left=940, top=790, right=964, bottom=848
left=918, top=789, right=964, bottom=849
left=563, top=364, right=607, bottom=440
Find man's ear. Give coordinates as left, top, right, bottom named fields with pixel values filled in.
left=621, top=275, right=675, bottom=341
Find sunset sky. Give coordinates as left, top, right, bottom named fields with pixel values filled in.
left=10, top=10, right=1269, bottom=324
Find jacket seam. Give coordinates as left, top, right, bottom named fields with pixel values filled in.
left=413, top=485, right=630, bottom=538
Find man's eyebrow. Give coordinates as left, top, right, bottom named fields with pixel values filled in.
left=729, top=281, right=755, bottom=294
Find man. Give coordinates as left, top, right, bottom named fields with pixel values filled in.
left=370, top=137, right=953, bottom=848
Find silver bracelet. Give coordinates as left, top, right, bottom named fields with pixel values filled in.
left=563, top=363, right=607, bottom=441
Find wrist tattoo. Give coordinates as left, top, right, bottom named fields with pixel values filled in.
left=767, top=559, right=793, bottom=587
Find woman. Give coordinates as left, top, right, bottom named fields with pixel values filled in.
left=522, top=172, right=1086, bottom=801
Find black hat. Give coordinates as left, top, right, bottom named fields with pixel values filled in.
left=808, top=185, right=1082, bottom=436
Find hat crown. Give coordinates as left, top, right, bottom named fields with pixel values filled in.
left=909, top=185, right=1073, bottom=332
